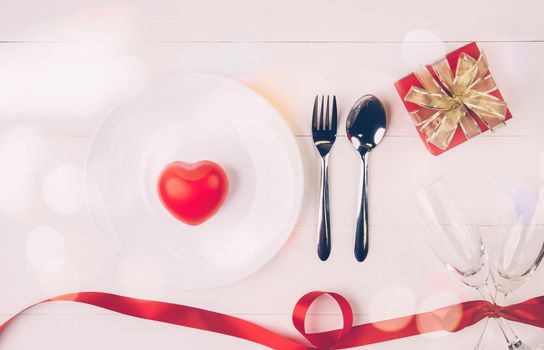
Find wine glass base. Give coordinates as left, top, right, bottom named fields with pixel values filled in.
left=509, top=341, right=531, bottom=350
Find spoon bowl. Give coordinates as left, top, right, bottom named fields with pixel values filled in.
left=346, top=96, right=387, bottom=152
left=346, top=95, right=387, bottom=262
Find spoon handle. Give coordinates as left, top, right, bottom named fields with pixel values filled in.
left=317, top=155, right=331, bottom=261
left=355, top=152, right=369, bottom=262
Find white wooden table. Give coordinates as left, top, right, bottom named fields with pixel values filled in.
left=1, top=0, right=543, bottom=348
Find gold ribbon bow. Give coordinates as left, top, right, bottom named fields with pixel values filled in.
left=405, top=51, right=508, bottom=150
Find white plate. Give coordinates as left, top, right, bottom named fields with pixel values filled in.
left=86, top=74, right=303, bottom=289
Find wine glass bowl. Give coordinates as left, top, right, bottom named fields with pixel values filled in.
left=415, top=180, right=490, bottom=289
left=491, top=176, right=544, bottom=295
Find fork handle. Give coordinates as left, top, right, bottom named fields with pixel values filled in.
left=355, top=152, right=369, bottom=262
left=317, top=156, right=331, bottom=261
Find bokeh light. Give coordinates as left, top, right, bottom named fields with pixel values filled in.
left=368, top=284, right=416, bottom=332
left=242, top=72, right=301, bottom=133
left=401, top=30, right=446, bottom=69
left=416, top=291, right=462, bottom=339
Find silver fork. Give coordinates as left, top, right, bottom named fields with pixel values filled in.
left=312, top=95, right=337, bottom=261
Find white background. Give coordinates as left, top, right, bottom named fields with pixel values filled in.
left=0, top=0, right=543, bottom=348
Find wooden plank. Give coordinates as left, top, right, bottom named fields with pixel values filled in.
left=0, top=0, right=542, bottom=42
left=0, top=42, right=541, bottom=137
left=0, top=312, right=504, bottom=350
left=1, top=136, right=543, bottom=227
left=2, top=223, right=543, bottom=315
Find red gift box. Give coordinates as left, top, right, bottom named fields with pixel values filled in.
left=394, top=42, right=512, bottom=156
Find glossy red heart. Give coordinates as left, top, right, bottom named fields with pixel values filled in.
left=157, top=161, right=229, bottom=226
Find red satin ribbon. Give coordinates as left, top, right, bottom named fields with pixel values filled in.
left=1, top=291, right=543, bottom=349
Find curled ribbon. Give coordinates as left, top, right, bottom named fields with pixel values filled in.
left=1, top=291, right=543, bottom=349
left=404, top=51, right=508, bottom=150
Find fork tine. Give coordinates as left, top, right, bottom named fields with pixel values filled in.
left=312, top=95, right=318, bottom=130
left=325, top=96, right=330, bottom=129
left=319, top=95, right=324, bottom=130
left=331, top=95, right=337, bottom=131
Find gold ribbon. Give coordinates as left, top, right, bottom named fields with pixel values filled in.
left=405, top=51, right=508, bottom=150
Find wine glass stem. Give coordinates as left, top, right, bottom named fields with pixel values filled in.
left=475, top=282, right=496, bottom=350
left=477, top=280, right=496, bottom=303
left=474, top=317, right=494, bottom=350
left=495, top=292, right=524, bottom=349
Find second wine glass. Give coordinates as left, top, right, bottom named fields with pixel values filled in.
left=489, top=176, right=544, bottom=350
left=414, top=179, right=494, bottom=350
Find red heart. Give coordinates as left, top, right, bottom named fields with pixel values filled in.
left=157, top=161, right=229, bottom=226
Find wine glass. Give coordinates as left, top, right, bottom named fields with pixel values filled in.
left=414, top=179, right=495, bottom=349
left=489, top=176, right=544, bottom=349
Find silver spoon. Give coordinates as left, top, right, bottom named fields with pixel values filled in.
left=346, top=95, right=387, bottom=262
